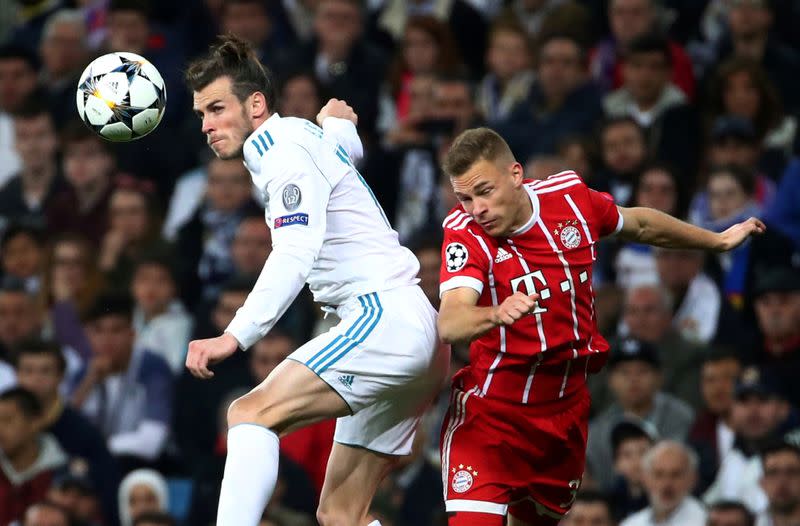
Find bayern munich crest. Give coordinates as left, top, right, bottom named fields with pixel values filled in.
left=451, top=464, right=478, bottom=493
left=445, top=242, right=468, bottom=272
left=554, top=220, right=581, bottom=250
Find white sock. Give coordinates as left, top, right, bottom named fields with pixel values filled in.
left=216, top=424, right=280, bottom=526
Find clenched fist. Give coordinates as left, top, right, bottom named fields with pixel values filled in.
left=317, top=98, right=358, bottom=127
left=491, top=291, right=540, bottom=326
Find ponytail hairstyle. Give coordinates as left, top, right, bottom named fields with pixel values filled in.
left=185, top=33, right=276, bottom=110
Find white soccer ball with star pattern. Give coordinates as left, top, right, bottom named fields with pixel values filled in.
left=76, top=52, right=166, bottom=142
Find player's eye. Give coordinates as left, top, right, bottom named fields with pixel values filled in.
left=479, top=188, right=492, bottom=196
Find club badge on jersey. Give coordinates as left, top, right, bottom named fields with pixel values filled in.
left=450, top=463, right=479, bottom=494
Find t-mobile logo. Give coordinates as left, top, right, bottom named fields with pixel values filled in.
left=510, top=270, right=550, bottom=314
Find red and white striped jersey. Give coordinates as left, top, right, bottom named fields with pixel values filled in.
left=439, top=172, right=623, bottom=404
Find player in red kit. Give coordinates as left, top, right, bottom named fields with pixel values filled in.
left=437, top=128, right=765, bottom=525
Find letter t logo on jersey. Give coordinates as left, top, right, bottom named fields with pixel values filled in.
left=510, top=270, right=550, bottom=314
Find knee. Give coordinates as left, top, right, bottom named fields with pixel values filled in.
left=227, top=393, right=283, bottom=429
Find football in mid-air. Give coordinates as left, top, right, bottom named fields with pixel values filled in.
left=76, top=51, right=166, bottom=142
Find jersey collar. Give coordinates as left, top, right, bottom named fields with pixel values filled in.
left=243, top=112, right=282, bottom=174
left=510, top=183, right=540, bottom=237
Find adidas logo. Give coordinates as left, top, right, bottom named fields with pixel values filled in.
left=495, top=247, right=512, bottom=263
left=338, top=375, right=355, bottom=390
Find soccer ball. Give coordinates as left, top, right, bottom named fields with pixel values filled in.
left=76, top=52, right=166, bottom=142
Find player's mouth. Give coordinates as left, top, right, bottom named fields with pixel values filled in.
left=479, top=219, right=496, bottom=229
left=209, top=137, right=223, bottom=146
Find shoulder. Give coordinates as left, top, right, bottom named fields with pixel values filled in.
left=442, top=206, right=473, bottom=232
left=527, top=170, right=585, bottom=195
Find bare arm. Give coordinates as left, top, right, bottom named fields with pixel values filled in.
left=617, top=206, right=766, bottom=252
left=438, top=288, right=538, bottom=344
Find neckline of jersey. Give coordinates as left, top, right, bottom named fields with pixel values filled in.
left=510, top=184, right=540, bottom=237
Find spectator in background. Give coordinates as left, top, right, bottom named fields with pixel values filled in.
left=498, top=32, right=602, bottom=162
left=707, top=500, right=754, bottom=526
left=21, top=501, right=72, bottom=526
left=0, top=99, right=64, bottom=234
left=118, top=469, right=169, bottom=526
left=562, top=491, right=616, bottom=526
left=0, top=45, right=38, bottom=187
left=614, top=162, right=682, bottom=290
left=38, top=9, right=89, bottom=128
left=621, top=441, right=706, bottom=526
left=756, top=440, right=800, bottom=526
left=765, top=158, right=800, bottom=249
left=277, top=71, right=324, bottom=122
left=379, top=16, right=463, bottom=134
left=133, top=511, right=177, bottom=526
left=45, top=233, right=106, bottom=371
left=221, top=0, right=295, bottom=71
left=557, top=135, right=598, bottom=185
left=176, top=156, right=260, bottom=307
left=596, top=117, right=648, bottom=207
left=131, top=252, right=192, bottom=374
left=370, top=0, right=487, bottom=78
left=369, top=73, right=445, bottom=240
left=690, top=352, right=743, bottom=493
left=475, top=20, right=534, bottom=124
left=603, top=33, right=699, bottom=178
left=0, top=388, right=68, bottom=526
left=71, top=293, right=174, bottom=472
left=47, top=121, right=115, bottom=246
left=655, top=248, right=726, bottom=345
left=231, top=215, right=271, bottom=277
left=715, top=0, right=800, bottom=114
left=1, top=223, right=46, bottom=292
left=706, top=58, right=794, bottom=174
left=746, top=266, right=800, bottom=408
left=587, top=339, right=695, bottom=491
left=703, top=367, right=790, bottom=513
left=609, top=419, right=656, bottom=521
left=591, top=284, right=704, bottom=412
left=590, top=0, right=695, bottom=98
left=47, top=474, right=103, bottom=526
left=0, top=276, right=43, bottom=363
left=14, top=338, right=120, bottom=524
left=98, top=180, right=164, bottom=287
left=283, top=0, right=386, bottom=139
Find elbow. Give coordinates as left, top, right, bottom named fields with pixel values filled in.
left=437, top=318, right=460, bottom=345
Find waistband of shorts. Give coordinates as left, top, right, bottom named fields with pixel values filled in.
left=321, top=281, right=421, bottom=314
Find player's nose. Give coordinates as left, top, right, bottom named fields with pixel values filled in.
left=201, top=116, right=214, bottom=134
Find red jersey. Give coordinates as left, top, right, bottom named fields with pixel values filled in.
left=439, top=172, right=623, bottom=405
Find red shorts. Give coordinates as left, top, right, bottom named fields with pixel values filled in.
left=440, top=382, right=590, bottom=525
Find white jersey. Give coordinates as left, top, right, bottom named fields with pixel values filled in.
left=226, top=114, right=420, bottom=349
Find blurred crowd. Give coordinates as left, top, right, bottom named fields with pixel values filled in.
left=0, top=0, right=799, bottom=525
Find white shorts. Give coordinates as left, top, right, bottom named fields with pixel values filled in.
left=289, top=285, right=448, bottom=456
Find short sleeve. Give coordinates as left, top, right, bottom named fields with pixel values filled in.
left=439, top=221, right=490, bottom=298
left=588, top=188, right=624, bottom=237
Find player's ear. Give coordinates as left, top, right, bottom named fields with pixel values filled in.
left=510, top=162, right=525, bottom=187
left=249, top=91, right=268, bottom=119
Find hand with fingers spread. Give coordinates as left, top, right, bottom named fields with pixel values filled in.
left=317, top=98, right=358, bottom=126
left=185, top=333, right=240, bottom=379
left=491, top=291, right=540, bottom=327
left=716, top=217, right=767, bottom=251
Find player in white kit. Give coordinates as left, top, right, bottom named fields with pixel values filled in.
left=184, top=36, right=448, bottom=526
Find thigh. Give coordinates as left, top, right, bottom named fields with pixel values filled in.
left=318, top=441, right=397, bottom=520
left=228, top=359, right=350, bottom=435
left=441, top=388, right=512, bottom=521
